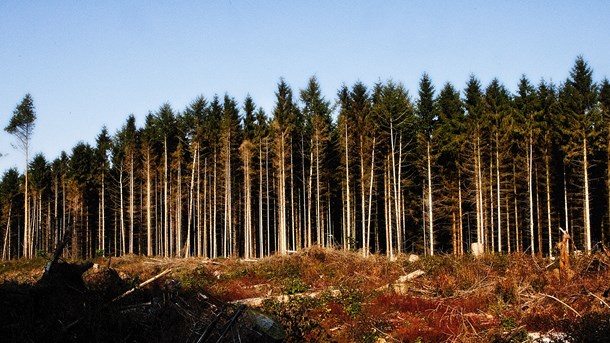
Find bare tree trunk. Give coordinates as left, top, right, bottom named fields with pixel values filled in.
left=345, top=122, right=351, bottom=251
left=129, top=152, right=134, bottom=255
left=223, top=139, right=231, bottom=257
left=164, top=137, right=169, bottom=257
left=513, top=163, right=520, bottom=252
left=536, top=166, right=543, bottom=256
left=390, top=128, right=402, bottom=254
left=385, top=158, right=393, bottom=259
left=506, top=197, right=511, bottom=253
left=528, top=135, right=535, bottom=256
left=146, top=150, right=152, bottom=256
left=496, top=133, right=502, bottom=253
left=119, top=167, right=126, bottom=255
left=490, top=159, right=495, bottom=252
left=212, top=152, right=218, bottom=259
left=290, top=137, right=295, bottom=252
left=315, top=135, right=321, bottom=248
left=2, top=205, right=12, bottom=260
left=176, top=163, right=182, bottom=257
left=546, top=153, right=553, bottom=258
left=458, top=169, right=463, bottom=255
left=278, top=131, right=287, bottom=255
left=583, top=138, right=591, bottom=253
left=366, top=137, right=376, bottom=257
left=241, top=141, right=253, bottom=259
left=427, top=141, right=434, bottom=255
left=24, top=144, right=29, bottom=258
left=259, top=142, right=264, bottom=258
left=308, top=149, right=314, bottom=247
left=196, top=153, right=201, bottom=257
left=186, top=146, right=197, bottom=258
left=477, top=134, right=484, bottom=250
left=265, top=142, right=270, bottom=256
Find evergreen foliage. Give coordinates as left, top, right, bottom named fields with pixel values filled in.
left=1, top=57, right=609, bottom=259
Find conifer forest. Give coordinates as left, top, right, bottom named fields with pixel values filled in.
left=3, top=56, right=610, bottom=261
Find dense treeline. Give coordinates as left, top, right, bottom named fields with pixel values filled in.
left=2, top=57, right=610, bottom=260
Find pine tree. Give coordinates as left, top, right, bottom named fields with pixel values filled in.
left=464, top=76, right=486, bottom=253
left=372, top=80, right=414, bottom=257
left=301, top=77, right=332, bottom=249
left=5, top=94, right=37, bottom=258
left=416, top=73, right=437, bottom=255
left=560, top=56, right=599, bottom=252
left=272, top=79, right=298, bottom=255
left=436, top=82, right=466, bottom=254
left=513, top=76, right=537, bottom=255
left=95, top=126, right=112, bottom=255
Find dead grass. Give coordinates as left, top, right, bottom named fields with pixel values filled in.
left=3, top=248, right=610, bottom=342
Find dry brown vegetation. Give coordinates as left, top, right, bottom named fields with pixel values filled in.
left=2, top=247, right=610, bottom=342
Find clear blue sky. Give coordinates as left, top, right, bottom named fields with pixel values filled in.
left=1, top=1, right=609, bottom=173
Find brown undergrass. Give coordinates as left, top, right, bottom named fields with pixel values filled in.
left=3, top=247, right=610, bottom=342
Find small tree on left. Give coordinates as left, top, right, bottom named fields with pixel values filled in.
left=5, top=94, right=36, bottom=258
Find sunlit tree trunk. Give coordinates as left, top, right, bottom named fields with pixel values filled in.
left=241, top=140, right=253, bottom=259
left=528, top=133, right=535, bottom=257
left=259, top=141, right=264, bottom=258
left=583, top=138, right=591, bottom=253
left=426, top=141, right=434, bottom=255
left=345, top=121, right=352, bottom=251
left=496, top=134, right=502, bottom=253
left=163, top=137, right=169, bottom=257
left=545, top=153, right=553, bottom=257
left=129, top=151, right=134, bottom=255
left=513, top=164, right=520, bottom=252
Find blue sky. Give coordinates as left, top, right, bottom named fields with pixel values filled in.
left=1, top=1, right=609, bottom=173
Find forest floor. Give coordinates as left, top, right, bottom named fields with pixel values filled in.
left=2, top=247, right=610, bottom=342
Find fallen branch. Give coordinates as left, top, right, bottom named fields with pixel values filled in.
left=232, top=288, right=341, bottom=307
left=542, top=293, right=581, bottom=317
left=112, top=268, right=173, bottom=302
left=588, top=291, right=610, bottom=309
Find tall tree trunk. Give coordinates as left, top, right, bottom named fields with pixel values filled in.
left=366, top=137, right=376, bottom=257
left=427, top=141, right=434, bottom=255
left=24, top=144, right=29, bottom=258
left=164, top=137, right=169, bottom=257
left=545, top=152, right=553, bottom=257
left=119, top=167, right=126, bottom=255
left=3, top=205, right=12, bottom=260
left=176, top=163, right=182, bottom=257
left=129, top=152, right=134, bottom=255
left=315, top=135, right=321, bottom=248
left=265, top=142, right=271, bottom=255
left=186, top=147, right=197, bottom=258
left=345, top=122, right=352, bottom=251
left=259, top=141, right=264, bottom=258
left=458, top=169, right=464, bottom=255
left=496, top=133, right=502, bottom=253
left=513, top=163, right=520, bottom=252
left=583, top=138, right=591, bottom=253
left=536, top=166, right=543, bottom=256
left=278, top=131, right=287, bottom=255
left=490, top=160, right=495, bottom=252
left=212, top=152, right=218, bottom=258
left=146, top=150, right=152, bottom=256
left=527, top=136, right=536, bottom=257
